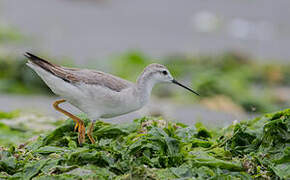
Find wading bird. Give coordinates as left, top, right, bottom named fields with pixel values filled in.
left=25, top=52, right=199, bottom=144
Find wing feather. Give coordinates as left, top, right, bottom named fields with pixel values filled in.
left=25, top=52, right=133, bottom=92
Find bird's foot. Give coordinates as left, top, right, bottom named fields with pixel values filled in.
left=77, top=121, right=86, bottom=145
left=87, top=122, right=96, bottom=144
left=88, top=133, right=95, bottom=144
left=74, top=122, right=79, bottom=132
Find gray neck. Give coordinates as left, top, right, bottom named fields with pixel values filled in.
left=135, top=73, right=156, bottom=106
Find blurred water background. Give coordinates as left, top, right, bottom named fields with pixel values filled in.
left=0, top=0, right=290, bottom=127
left=2, top=0, right=290, bottom=62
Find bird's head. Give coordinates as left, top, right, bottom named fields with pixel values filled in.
left=141, top=63, right=200, bottom=96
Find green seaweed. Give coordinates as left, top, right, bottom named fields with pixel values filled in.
left=0, top=111, right=19, bottom=119
left=0, top=109, right=289, bottom=179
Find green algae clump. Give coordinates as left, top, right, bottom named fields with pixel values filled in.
left=0, top=109, right=289, bottom=179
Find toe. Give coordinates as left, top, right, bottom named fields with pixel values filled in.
left=77, top=123, right=86, bottom=145
left=74, top=123, right=79, bottom=132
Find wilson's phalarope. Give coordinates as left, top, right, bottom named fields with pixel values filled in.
left=25, top=52, right=199, bottom=144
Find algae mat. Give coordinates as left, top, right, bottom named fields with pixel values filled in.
left=0, top=109, right=289, bottom=179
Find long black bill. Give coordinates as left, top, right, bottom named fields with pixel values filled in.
left=172, top=79, right=200, bottom=96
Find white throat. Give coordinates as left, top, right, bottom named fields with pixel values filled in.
left=135, top=74, right=157, bottom=106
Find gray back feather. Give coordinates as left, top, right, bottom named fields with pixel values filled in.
left=25, top=53, right=133, bottom=92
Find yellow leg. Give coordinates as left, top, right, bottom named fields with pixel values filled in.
left=53, top=99, right=86, bottom=144
left=87, top=122, right=96, bottom=144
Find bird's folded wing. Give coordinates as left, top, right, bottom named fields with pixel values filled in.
left=25, top=52, right=133, bottom=92
left=63, top=68, right=133, bottom=92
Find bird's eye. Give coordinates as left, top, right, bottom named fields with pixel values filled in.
left=162, top=70, right=168, bottom=75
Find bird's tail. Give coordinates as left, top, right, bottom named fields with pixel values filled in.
left=24, top=52, right=59, bottom=73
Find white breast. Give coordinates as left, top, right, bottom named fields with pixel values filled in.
left=72, top=84, right=142, bottom=120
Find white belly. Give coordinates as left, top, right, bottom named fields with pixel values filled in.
left=72, top=84, right=142, bottom=120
